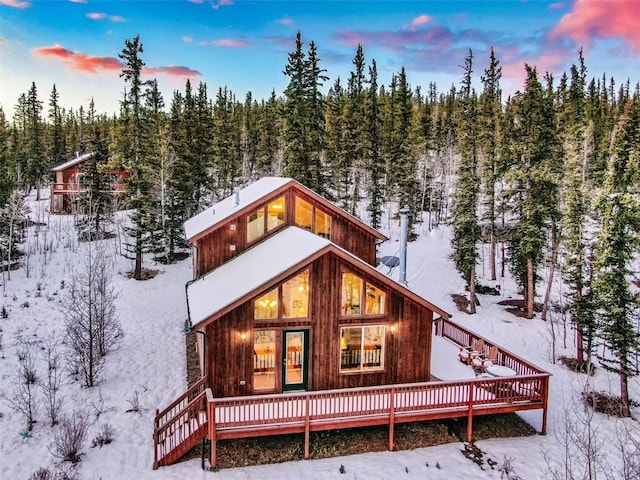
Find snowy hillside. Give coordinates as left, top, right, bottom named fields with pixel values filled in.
left=0, top=194, right=638, bottom=480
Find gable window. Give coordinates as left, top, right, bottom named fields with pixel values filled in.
left=254, top=269, right=310, bottom=319
left=340, top=325, right=385, bottom=372
left=341, top=271, right=385, bottom=316
left=295, top=196, right=332, bottom=239
left=247, top=196, right=286, bottom=243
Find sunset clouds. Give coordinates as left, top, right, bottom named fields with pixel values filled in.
left=34, top=44, right=200, bottom=78
left=34, top=45, right=122, bottom=73
left=213, top=39, right=251, bottom=47
left=551, top=0, right=640, bottom=52
left=0, top=0, right=30, bottom=8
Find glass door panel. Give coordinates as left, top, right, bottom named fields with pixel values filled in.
left=253, top=330, right=276, bottom=391
left=283, top=330, right=308, bottom=391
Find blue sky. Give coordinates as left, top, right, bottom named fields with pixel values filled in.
left=1, top=0, right=639, bottom=118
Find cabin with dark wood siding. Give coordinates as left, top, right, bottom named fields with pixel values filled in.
left=50, top=152, right=130, bottom=214
left=184, top=177, right=387, bottom=277
left=187, top=227, right=448, bottom=398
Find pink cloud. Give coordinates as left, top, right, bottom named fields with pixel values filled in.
left=190, top=0, right=233, bottom=9
left=278, top=17, right=293, bottom=26
left=68, top=0, right=87, bottom=3
left=182, top=36, right=193, bottom=43
left=0, top=0, right=30, bottom=8
left=143, top=66, right=201, bottom=78
left=213, top=39, right=251, bottom=47
left=549, top=2, right=564, bottom=9
left=411, top=14, right=432, bottom=29
left=34, top=44, right=123, bottom=73
left=500, top=51, right=568, bottom=94
left=551, top=0, right=640, bottom=52
left=86, top=12, right=127, bottom=22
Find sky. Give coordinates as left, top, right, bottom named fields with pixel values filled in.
left=1, top=0, right=640, bottom=119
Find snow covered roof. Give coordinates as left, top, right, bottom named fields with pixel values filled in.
left=183, top=176, right=388, bottom=242
left=187, top=226, right=331, bottom=326
left=184, top=177, right=292, bottom=240
left=187, top=226, right=449, bottom=328
left=52, top=151, right=95, bottom=172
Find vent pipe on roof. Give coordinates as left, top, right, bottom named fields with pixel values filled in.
left=234, top=189, right=240, bottom=207
left=399, top=206, right=409, bottom=286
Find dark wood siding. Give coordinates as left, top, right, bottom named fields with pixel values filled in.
left=205, top=251, right=434, bottom=397
left=193, top=185, right=380, bottom=277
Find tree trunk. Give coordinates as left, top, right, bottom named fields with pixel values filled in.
left=620, top=356, right=629, bottom=411
left=489, top=225, right=496, bottom=281
left=469, top=264, right=476, bottom=314
left=541, top=220, right=558, bottom=322
left=526, top=257, right=534, bottom=319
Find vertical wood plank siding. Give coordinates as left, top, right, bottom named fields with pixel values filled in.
left=207, top=252, right=434, bottom=396
left=193, top=186, right=380, bottom=277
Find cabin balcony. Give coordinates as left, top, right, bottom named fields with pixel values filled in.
left=153, top=318, right=550, bottom=470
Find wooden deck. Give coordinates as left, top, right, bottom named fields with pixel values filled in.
left=153, top=318, right=550, bottom=469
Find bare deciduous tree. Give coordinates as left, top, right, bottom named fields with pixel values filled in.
left=51, top=411, right=89, bottom=464
left=62, top=241, right=121, bottom=387
left=40, top=333, right=64, bottom=426
left=1, top=343, right=39, bottom=430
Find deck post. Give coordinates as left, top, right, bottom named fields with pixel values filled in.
left=304, top=394, right=310, bottom=459
left=153, top=409, right=159, bottom=469
left=207, top=390, right=217, bottom=470
left=541, top=376, right=549, bottom=435
left=466, top=383, right=474, bottom=442
left=388, top=387, right=395, bottom=451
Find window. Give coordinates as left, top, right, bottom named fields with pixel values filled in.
left=340, top=325, right=385, bottom=372
left=254, top=288, right=278, bottom=319
left=267, top=197, right=285, bottom=231
left=282, top=270, right=309, bottom=318
left=294, top=196, right=332, bottom=239
left=253, top=330, right=276, bottom=391
left=247, top=209, right=265, bottom=243
left=254, top=270, right=310, bottom=320
left=295, top=197, right=313, bottom=231
left=341, top=271, right=385, bottom=316
left=247, top=196, right=286, bottom=243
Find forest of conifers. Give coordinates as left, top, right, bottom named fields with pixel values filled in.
left=0, top=34, right=638, bottom=405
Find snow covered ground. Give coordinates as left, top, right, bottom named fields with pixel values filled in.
left=0, top=194, right=638, bottom=480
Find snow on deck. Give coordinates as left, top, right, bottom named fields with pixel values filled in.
left=431, top=335, right=477, bottom=381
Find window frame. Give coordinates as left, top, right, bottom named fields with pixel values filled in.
left=294, top=195, right=332, bottom=240
left=253, top=268, right=311, bottom=321
left=340, top=270, right=386, bottom=317
left=339, top=324, right=386, bottom=373
left=246, top=196, right=286, bottom=245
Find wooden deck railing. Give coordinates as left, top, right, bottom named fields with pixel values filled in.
left=153, top=320, right=551, bottom=470
left=153, top=377, right=207, bottom=468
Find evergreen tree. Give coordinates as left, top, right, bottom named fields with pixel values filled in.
left=48, top=84, right=66, bottom=168
left=503, top=65, right=560, bottom=318
left=324, top=77, right=347, bottom=205
left=255, top=90, right=281, bottom=177
left=211, top=85, right=242, bottom=198
left=365, top=60, right=384, bottom=229
left=77, top=100, right=115, bottom=241
left=592, top=96, right=640, bottom=409
left=25, top=82, right=48, bottom=198
left=117, top=35, right=150, bottom=280
left=451, top=50, right=480, bottom=313
left=478, top=47, right=502, bottom=281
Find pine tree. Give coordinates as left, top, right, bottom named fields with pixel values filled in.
left=324, top=77, right=347, bottom=205
left=592, top=95, right=640, bottom=409
left=478, top=47, right=502, bottom=281
left=365, top=60, right=384, bottom=229
left=503, top=65, right=560, bottom=318
left=25, top=82, right=47, bottom=198
left=48, top=84, right=66, bottom=168
left=255, top=90, right=281, bottom=177
left=451, top=50, right=480, bottom=313
left=77, top=100, right=115, bottom=241
left=117, top=35, right=150, bottom=280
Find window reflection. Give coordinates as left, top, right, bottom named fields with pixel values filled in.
left=253, top=330, right=276, bottom=390
left=254, top=288, right=278, bottom=319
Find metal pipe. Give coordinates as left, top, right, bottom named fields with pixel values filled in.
left=399, top=206, right=409, bottom=286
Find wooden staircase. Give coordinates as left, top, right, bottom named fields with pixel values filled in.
left=153, top=377, right=209, bottom=468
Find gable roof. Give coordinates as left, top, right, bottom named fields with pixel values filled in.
left=183, top=176, right=388, bottom=242
left=187, top=226, right=449, bottom=329
left=52, top=152, right=95, bottom=172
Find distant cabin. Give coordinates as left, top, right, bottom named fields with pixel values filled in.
left=50, top=152, right=130, bottom=214
left=184, top=177, right=388, bottom=278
